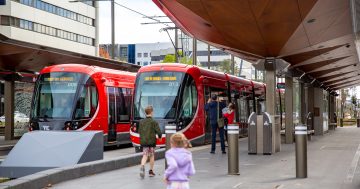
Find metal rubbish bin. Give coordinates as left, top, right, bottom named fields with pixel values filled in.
left=263, top=112, right=272, bottom=155
left=248, top=112, right=257, bottom=154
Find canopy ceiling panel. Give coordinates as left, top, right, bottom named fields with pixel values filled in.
left=154, top=0, right=360, bottom=90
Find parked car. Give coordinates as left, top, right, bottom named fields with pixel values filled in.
left=0, top=111, right=29, bottom=127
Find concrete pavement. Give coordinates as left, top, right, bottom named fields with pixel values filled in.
left=53, top=126, right=360, bottom=189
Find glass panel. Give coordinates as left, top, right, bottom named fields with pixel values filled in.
left=116, top=88, right=131, bottom=122
left=134, top=72, right=184, bottom=119
left=178, top=75, right=197, bottom=128
left=74, top=78, right=98, bottom=119
left=32, top=72, right=87, bottom=119
left=108, top=87, right=116, bottom=124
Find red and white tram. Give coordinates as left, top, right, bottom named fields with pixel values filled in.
left=130, top=63, right=266, bottom=150
left=29, top=64, right=136, bottom=146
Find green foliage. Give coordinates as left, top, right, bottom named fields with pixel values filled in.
left=218, top=59, right=231, bottom=73
left=162, top=51, right=193, bottom=65
left=162, top=54, right=176, bottom=63
left=352, top=95, right=357, bottom=106
left=180, top=56, right=193, bottom=65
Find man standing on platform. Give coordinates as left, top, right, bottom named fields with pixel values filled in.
left=205, top=94, right=226, bottom=154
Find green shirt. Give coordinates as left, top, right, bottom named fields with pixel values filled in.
left=139, top=117, right=162, bottom=147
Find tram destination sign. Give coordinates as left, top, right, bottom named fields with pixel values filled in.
left=144, top=76, right=177, bottom=81
left=44, top=77, right=74, bottom=82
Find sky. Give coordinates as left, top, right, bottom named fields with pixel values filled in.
left=98, top=0, right=173, bottom=44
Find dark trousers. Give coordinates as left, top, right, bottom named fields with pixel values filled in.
left=211, top=123, right=225, bottom=152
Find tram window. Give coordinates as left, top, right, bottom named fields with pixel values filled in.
left=115, top=88, right=131, bottom=122
left=74, top=78, right=98, bottom=119
left=178, top=75, right=197, bottom=128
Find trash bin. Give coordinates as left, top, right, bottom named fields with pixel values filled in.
left=357, top=119, right=360, bottom=128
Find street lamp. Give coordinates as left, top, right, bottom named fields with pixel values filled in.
left=70, top=0, right=115, bottom=59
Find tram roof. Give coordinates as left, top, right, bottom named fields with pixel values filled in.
left=40, top=64, right=137, bottom=78
left=138, top=63, right=260, bottom=88
left=0, top=34, right=139, bottom=82
left=153, top=0, right=360, bottom=91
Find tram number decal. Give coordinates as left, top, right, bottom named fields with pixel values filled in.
left=168, top=82, right=179, bottom=87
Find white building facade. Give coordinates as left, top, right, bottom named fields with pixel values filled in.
left=0, top=0, right=98, bottom=56
left=135, top=42, right=173, bottom=66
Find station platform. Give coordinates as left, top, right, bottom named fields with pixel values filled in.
left=52, top=126, right=360, bottom=189
left=0, top=136, right=17, bottom=158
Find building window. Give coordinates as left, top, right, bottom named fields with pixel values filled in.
left=1, top=16, right=95, bottom=46
left=0, top=16, right=10, bottom=26
left=143, top=62, right=148, bottom=66
left=14, top=0, right=95, bottom=26
left=137, top=53, right=142, bottom=58
left=144, top=53, right=148, bottom=58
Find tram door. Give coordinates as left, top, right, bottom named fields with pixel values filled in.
left=204, top=86, right=212, bottom=143
left=107, top=87, right=117, bottom=142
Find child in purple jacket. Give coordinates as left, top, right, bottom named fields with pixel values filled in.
left=164, top=133, right=195, bottom=189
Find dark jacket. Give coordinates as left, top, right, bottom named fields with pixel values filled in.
left=205, top=101, right=226, bottom=125
left=139, top=117, right=162, bottom=147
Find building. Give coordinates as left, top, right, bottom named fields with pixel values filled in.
left=135, top=42, right=173, bottom=66
left=0, top=0, right=98, bottom=56
left=99, top=41, right=256, bottom=79
left=100, top=44, right=136, bottom=64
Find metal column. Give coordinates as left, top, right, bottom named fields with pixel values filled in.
left=227, top=124, right=239, bottom=175
left=175, top=29, right=178, bottom=63
left=207, top=44, right=210, bottom=69
left=94, top=1, right=100, bottom=56
left=295, top=125, right=307, bottom=178
left=231, top=55, right=235, bottom=75
left=264, top=58, right=276, bottom=115
left=4, top=80, right=14, bottom=140
left=192, top=38, right=197, bottom=65
left=111, top=0, right=115, bottom=59
left=285, top=77, right=294, bottom=143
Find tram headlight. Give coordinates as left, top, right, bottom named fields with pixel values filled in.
left=29, top=122, right=33, bottom=132
left=64, top=122, right=72, bottom=131
left=29, top=122, right=39, bottom=131
left=131, top=122, right=137, bottom=132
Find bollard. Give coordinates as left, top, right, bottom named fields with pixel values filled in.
left=295, top=125, right=307, bottom=178
left=227, top=124, right=240, bottom=175
left=357, top=118, right=360, bottom=128
left=340, top=118, right=343, bottom=127
left=165, top=124, right=176, bottom=169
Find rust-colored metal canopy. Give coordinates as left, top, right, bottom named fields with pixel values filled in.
left=154, top=0, right=360, bottom=90
left=0, top=34, right=139, bottom=81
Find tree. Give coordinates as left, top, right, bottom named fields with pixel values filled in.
left=352, top=95, right=357, bottom=118
left=162, top=54, right=176, bottom=63
left=162, top=51, right=193, bottom=65
left=217, top=59, right=231, bottom=73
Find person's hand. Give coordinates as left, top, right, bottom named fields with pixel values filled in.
left=163, top=177, right=169, bottom=184
left=207, top=98, right=212, bottom=103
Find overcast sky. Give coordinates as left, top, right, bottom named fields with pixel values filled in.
left=98, top=0, right=173, bottom=44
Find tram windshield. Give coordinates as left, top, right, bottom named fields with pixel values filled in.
left=32, top=72, right=98, bottom=119
left=134, top=71, right=184, bottom=119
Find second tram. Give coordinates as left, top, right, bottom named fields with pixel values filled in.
left=130, top=63, right=266, bottom=149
